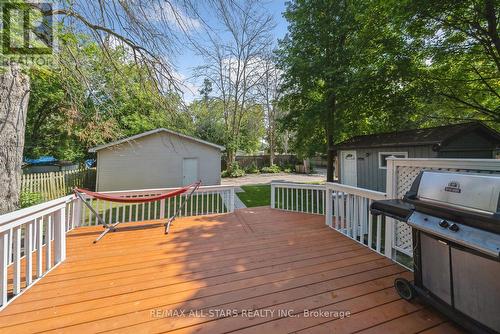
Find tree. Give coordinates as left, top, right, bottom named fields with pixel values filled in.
left=0, top=64, right=30, bottom=214
left=24, top=38, right=190, bottom=162
left=394, top=0, right=500, bottom=124
left=278, top=0, right=357, bottom=181
left=256, top=52, right=283, bottom=166
left=0, top=0, right=217, bottom=213
left=195, top=0, right=275, bottom=167
left=278, top=0, right=424, bottom=181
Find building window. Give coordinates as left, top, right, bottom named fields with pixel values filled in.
left=378, top=152, right=408, bottom=169
left=344, top=153, right=355, bottom=160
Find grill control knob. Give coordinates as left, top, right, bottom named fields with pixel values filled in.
left=449, top=223, right=460, bottom=232
left=439, top=220, right=449, bottom=228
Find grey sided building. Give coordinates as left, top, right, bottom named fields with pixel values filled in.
left=335, top=122, right=500, bottom=192
left=89, top=128, right=224, bottom=191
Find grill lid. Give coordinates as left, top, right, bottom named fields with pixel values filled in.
left=411, top=171, right=500, bottom=214
left=371, top=170, right=500, bottom=234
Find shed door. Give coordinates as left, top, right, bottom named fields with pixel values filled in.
left=182, top=158, right=198, bottom=186
left=340, top=151, right=357, bottom=186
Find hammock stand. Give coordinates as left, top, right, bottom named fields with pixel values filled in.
left=74, top=181, right=201, bottom=243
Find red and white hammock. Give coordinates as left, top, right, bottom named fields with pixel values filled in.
left=74, top=181, right=201, bottom=243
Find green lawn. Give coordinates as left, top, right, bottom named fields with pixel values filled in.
left=238, top=185, right=271, bottom=207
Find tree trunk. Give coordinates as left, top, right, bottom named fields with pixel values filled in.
left=269, top=130, right=275, bottom=166
left=0, top=63, right=31, bottom=214
left=226, top=149, right=236, bottom=170
left=326, top=93, right=336, bottom=182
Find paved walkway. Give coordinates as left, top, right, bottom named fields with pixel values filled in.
left=222, top=172, right=326, bottom=187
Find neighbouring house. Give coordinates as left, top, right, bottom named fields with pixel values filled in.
left=89, top=128, right=224, bottom=191
left=23, top=156, right=79, bottom=174
left=335, top=122, right=500, bottom=192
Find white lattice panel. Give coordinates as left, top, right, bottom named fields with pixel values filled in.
left=393, top=166, right=422, bottom=255
left=392, top=164, right=499, bottom=256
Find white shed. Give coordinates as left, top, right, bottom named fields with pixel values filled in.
left=89, top=128, right=224, bottom=191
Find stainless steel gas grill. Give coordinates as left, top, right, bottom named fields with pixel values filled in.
left=370, top=170, right=500, bottom=334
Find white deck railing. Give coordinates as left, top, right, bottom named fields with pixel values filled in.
left=324, top=182, right=388, bottom=255
left=271, top=158, right=500, bottom=269
left=77, top=185, right=235, bottom=227
left=0, top=195, right=77, bottom=310
left=271, top=182, right=388, bottom=256
left=271, top=182, right=325, bottom=214
left=0, top=184, right=235, bottom=310
left=271, top=182, right=386, bottom=255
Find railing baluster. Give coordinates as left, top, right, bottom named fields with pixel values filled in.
left=25, top=221, right=34, bottom=286
left=217, top=192, right=220, bottom=213
left=306, top=189, right=309, bottom=213
left=316, top=189, right=320, bottom=214
left=103, top=199, right=107, bottom=224
left=325, top=189, right=332, bottom=227
left=376, top=215, right=382, bottom=253
left=346, top=194, right=351, bottom=237
left=0, top=232, right=8, bottom=306
left=89, top=198, right=94, bottom=225
left=167, top=197, right=171, bottom=218
left=300, top=188, right=304, bottom=212
left=201, top=192, right=204, bottom=215
left=108, top=201, right=113, bottom=225
left=334, top=191, right=340, bottom=229
left=160, top=199, right=166, bottom=219
left=134, top=201, right=139, bottom=222
left=12, top=226, right=22, bottom=295
left=45, top=214, right=52, bottom=271
left=368, top=199, right=373, bottom=249
left=279, top=187, right=282, bottom=209
left=36, top=218, right=43, bottom=277
left=141, top=202, right=145, bottom=222
left=294, top=189, right=299, bottom=212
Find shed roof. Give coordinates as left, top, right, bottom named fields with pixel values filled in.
left=335, top=122, right=500, bottom=150
left=89, top=128, right=224, bottom=153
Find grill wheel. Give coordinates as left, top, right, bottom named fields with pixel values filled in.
left=394, top=278, right=416, bottom=301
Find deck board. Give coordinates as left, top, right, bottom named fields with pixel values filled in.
left=0, top=207, right=462, bottom=334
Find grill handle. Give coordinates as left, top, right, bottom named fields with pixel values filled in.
left=370, top=199, right=415, bottom=222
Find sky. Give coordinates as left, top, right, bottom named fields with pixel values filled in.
left=173, top=1, right=289, bottom=102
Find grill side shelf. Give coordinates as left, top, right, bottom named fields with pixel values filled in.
left=370, top=199, right=415, bottom=222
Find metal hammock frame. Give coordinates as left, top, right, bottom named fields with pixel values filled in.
left=74, top=181, right=201, bottom=243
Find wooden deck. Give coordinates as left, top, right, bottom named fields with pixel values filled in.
left=0, top=207, right=463, bottom=334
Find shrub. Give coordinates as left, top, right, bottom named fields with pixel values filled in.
left=245, top=162, right=260, bottom=174
left=20, top=191, right=44, bottom=208
left=222, top=161, right=246, bottom=178
left=261, top=164, right=281, bottom=174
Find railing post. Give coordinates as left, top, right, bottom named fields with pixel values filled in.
left=74, top=196, right=82, bottom=228
left=54, top=206, right=66, bottom=263
left=325, top=184, right=332, bottom=227
left=384, top=158, right=397, bottom=259
left=0, top=232, right=8, bottom=307
left=270, top=183, right=276, bottom=209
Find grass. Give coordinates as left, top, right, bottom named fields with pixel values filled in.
left=238, top=183, right=325, bottom=212
left=238, top=185, right=271, bottom=207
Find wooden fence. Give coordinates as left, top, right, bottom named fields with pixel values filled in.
left=21, top=168, right=96, bottom=201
